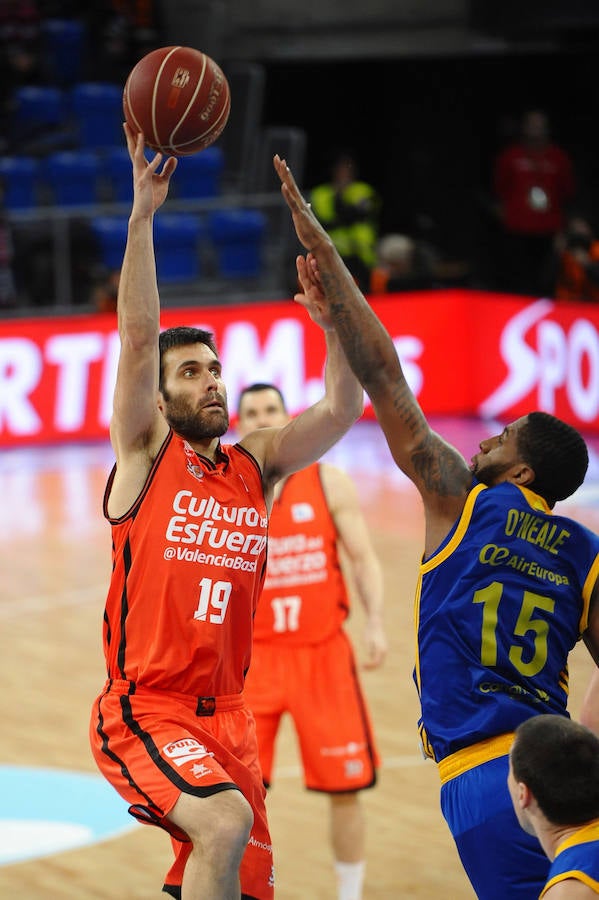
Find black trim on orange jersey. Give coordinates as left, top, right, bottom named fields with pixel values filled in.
left=120, top=693, right=240, bottom=798
left=233, top=441, right=265, bottom=484
left=103, top=429, right=175, bottom=524
left=306, top=631, right=378, bottom=795
left=103, top=609, right=111, bottom=650
left=162, top=888, right=260, bottom=900
left=95, top=689, right=163, bottom=816
left=193, top=439, right=230, bottom=471
left=345, top=632, right=378, bottom=789
left=116, top=536, right=132, bottom=678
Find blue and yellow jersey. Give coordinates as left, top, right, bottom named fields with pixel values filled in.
left=541, top=821, right=599, bottom=896
left=415, top=481, right=599, bottom=762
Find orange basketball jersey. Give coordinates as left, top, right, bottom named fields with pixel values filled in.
left=102, top=432, right=268, bottom=696
left=255, top=463, right=349, bottom=644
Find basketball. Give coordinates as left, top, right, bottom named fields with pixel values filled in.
left=122, top=45, right=231, bottom=156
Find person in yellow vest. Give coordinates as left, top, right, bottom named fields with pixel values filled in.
left=310, top=152, right=381, bottom=291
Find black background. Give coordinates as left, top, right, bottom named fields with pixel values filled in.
left=259, top=49, right=599, bottom=268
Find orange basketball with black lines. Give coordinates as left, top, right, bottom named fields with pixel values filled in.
left=122, top=45, right=231, bottom=156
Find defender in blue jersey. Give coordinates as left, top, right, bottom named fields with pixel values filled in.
left=273, top=161, right=599, bottom=899
left=509, top=715, right=599, bottom=898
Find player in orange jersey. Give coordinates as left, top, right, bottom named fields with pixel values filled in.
left=88, top=127, right=364, bottom=900
left=237, top=383, right=387, bottom=900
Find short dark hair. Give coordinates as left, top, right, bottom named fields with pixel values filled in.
left=237, top=383, right=286, bottom=416
left=517, top=411, right=588, bottom=507
left=158, top=326, right=218, bottom=392
left=512, top=714, right=599, bottom=825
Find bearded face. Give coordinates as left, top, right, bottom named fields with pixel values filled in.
left=471, top=456, right=515, bottom=487
left=469, top=418, right=530, bottom=488
left=161, top=387, right=229, bottom=442
left=158, top=343, right=230, bottom=443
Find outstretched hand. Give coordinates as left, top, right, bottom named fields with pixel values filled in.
left=274, top=154, right=338, bottom=329
left=273, top=154, right=331, bottom=254
left=293, top=252, right=336, bottom=330
left=124, top=123, right=178, bottom=217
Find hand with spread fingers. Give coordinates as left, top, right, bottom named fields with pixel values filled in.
left=124, top=123, right=178, bottom=219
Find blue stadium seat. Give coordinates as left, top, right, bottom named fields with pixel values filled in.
left=102, top=146, right=132, bottom=203
left=41, top=18, right=86, bottom=86
left=71, top=83, right=123, bottom=149
left=13, top=85, right=67, bottom=129
left=0, top=156, right=40, bottom=210
left=90, top=216, right=129, bottom=271
left=45, top=151, right=101, bottom=206
left=154, top=214, right=203, bottom=282
left=173, top=147, right=224, bottom=200
left=208, top=209, right=267, bottom=278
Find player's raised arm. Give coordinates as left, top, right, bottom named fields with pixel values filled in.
left=273, top=155, right=471, bottom=520
left=110, top=127, right=177, bottom=464
left=240, top=241, right=364, bottom=488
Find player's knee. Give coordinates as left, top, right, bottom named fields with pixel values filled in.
left=212, top=790, right=254, bottom=853
left=168, top=787, right=254, bottom=863
left=184, top=789, right=253, bottom=858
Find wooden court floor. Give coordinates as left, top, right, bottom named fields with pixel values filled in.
left=1, top=418, right=598, bottom=899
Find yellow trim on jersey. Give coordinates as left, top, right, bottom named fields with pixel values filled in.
left=413, top=576, right=423, bottom=694
left=414, top=483, right=485, bottom=694
left=420, top=483, right=487, bottom=574
left=541, top=871, right=599, bottom=897
left=556, top=820, right=599, bottom=854
left=437, top=732, right=515, bottom=785
left=581, top=554, right=599, bottom=633
left=518, top=485, right=551, bottom=513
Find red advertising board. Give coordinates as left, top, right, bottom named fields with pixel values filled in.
left=0, top=289, right=598, bottom=446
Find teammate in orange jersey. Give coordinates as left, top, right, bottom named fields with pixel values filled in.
left=236, top=383, right=387, bottom=900
left=88, top=127, right=364, bottom=900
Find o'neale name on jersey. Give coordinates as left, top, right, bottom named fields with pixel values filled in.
left=165, top=489, right=267, bottom=554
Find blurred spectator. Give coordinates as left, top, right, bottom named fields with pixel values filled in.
left=90, top=267, right=119, bottom=313
left=0, top=0, right=43, bottom=149
left=369, top=226, right=472, bottom=295
left=85, top=0, right=163, bottom=82
left=551, top=215, right=599, bottom=303
left=492, top=109, right=576, bottom=297
left=369, top=233, right=437, bottom=294
left=0, top=179, right=17, bottom=308
left=0, top=0, right=43, bottom=87
left=310, top=151, right=380, bottom=291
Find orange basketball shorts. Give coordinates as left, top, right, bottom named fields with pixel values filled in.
left=244, top=629, right=379, bottom=792
left=89, top=679, right=274, bottom=899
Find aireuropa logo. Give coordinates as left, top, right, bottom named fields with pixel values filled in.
left=0, top=765, right=137, bottom=866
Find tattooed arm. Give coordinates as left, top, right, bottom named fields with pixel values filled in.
left=274, top=155, right=471, bottom=549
